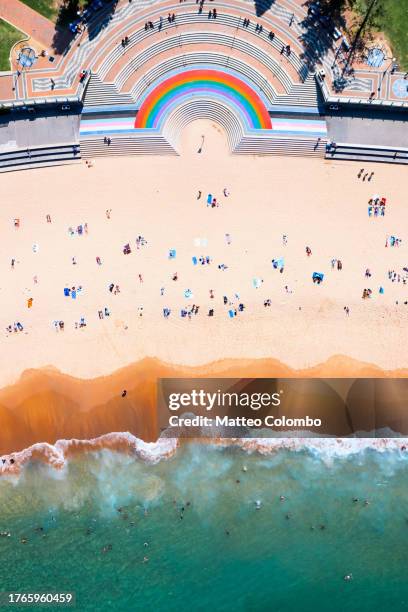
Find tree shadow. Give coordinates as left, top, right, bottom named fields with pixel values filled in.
left=254, top=0, right=276, bottom=18
left=51, top=0, right=119, bottom=56
left=298, top=1, right=347, bottom=83
left=88, top=0, right=119, bottom=42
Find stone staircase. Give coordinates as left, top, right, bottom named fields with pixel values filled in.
left=326, top=143, right=408, bottom=165
left=80, top=135, right=177, bottom=157
left=0, top=143, right=81, bottom=172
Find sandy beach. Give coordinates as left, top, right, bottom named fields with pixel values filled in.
left=1, top=121, right=407, bottom=378
left=0, top=120, right=407, bottom=453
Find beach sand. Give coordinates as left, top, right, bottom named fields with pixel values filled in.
left=0, top=356, right=408, bottom=456
left=0, top=120, right=407, bottom=454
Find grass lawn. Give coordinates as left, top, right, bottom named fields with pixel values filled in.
left=380, top=0, right=408, bottom=70
left=352, top=0, right=408, bottom=70
left=0, top=19, right=24, bottom=71
left=19, top=0, right=58, bottom=22
left=20, top=1, right=91, bottom=25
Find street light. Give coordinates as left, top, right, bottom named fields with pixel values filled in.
left=377, top=56, right=396, bottom=95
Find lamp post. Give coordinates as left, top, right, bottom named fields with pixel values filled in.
left=377, top=56, right=396, bottom=97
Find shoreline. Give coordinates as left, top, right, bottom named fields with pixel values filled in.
left=0, top=353, right=407, bottom=459
left=1, top=124, right=407, bottom=464
left=1, top=428, right=408, bottom=478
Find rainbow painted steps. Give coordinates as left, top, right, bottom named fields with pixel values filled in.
left=80, top=68, right=327, bottom=156
left=135, top=69, right=272, bottom=131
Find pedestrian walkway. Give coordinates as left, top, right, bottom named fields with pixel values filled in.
left=0, top=0, right=56, bottom=48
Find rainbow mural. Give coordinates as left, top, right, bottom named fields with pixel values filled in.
left=134, top=69, right=272, bottom=130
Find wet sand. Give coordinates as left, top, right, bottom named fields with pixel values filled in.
left=0, top=354, right=407, bottom=457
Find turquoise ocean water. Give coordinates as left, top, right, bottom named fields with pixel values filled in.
left=0, top=442, right=407, bottom=611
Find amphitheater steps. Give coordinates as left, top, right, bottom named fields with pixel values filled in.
left=84, top=74, right=135, bottom=107
left=80, top=134, right=326, bottom=158
left=0, top=144, right=81, bottom=173
left=80, top=136, right=177, bottom=157
left=235, top=137, right=327, bottom=157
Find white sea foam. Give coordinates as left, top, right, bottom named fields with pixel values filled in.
left=0, top=433, right=179, bottom=476
left=1, top=433, right=407, bottom=478
left=227, top=435, right=408, bottom=459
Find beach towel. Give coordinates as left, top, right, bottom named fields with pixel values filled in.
left=312, top=272, right=324, bottom=282
left=169, top=249, right=176, bottom=259
left=228, top=310, right=235, bottom=318
left=192, top=256, right=198, bottom=265
left=252, top=277, right=262, bottom=289
left=64, top=288, right=70, bottom=297
left=71, top=290, right=77, bottom=299
left=272, top=257, right=284, bottom=269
